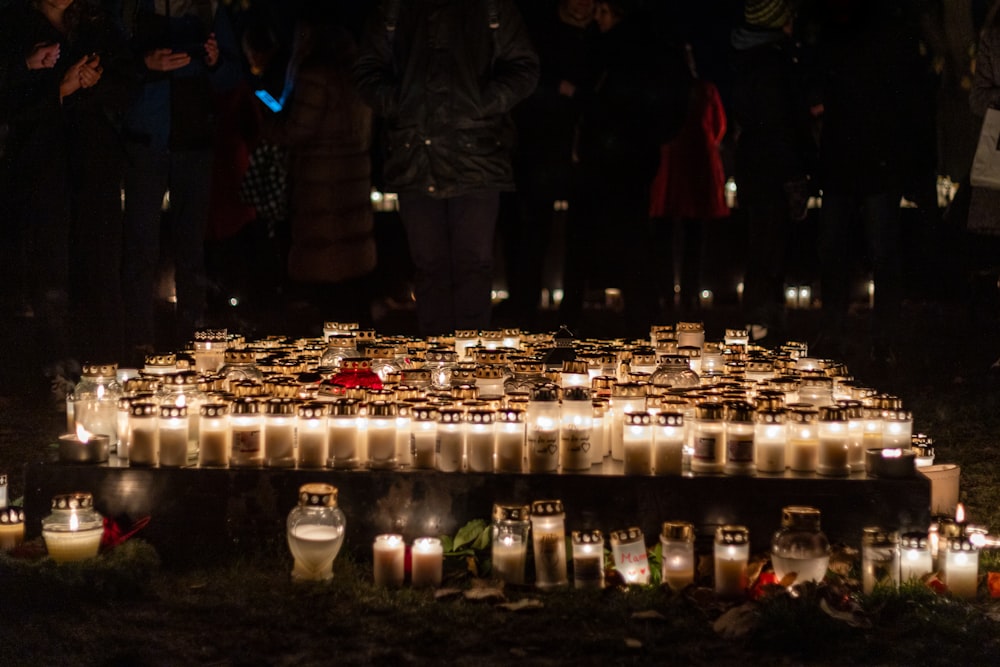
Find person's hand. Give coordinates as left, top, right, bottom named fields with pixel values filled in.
left=144, top=48, right=191, bottom=72
left=204, top=33, right=219, bottom=68
left=79, top=54, right=103, bottom=89
left=59, top=55, right=89, bottom=101
left=26, top=42, right=60, bottom=70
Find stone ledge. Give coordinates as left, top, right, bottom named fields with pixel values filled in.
left=23, top=460, right=930, bottom=567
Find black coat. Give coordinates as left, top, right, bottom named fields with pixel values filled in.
left=354, top=0, right=539, bottom=198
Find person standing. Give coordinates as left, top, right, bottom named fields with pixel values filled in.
left=354, top=0, right=539, bottom=336
left=119, top=0, right=242, bottom=357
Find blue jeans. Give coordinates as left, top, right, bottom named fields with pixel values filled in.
left=122, top=143, right=212, bottom=349
left=397, top=191, right=499, bottom=335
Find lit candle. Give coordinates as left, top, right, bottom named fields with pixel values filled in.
left=158, top=405, right=189, bottom=467
left=229, top=398, right=262, bottom=467
left=714, top=526, right=750, bottom=598
left=942, top=535, right=979, bottom=599
left=787, top=407, right=819, bottom=473
left=409, top=407, right=438, bottom=469
left=591, top=399, right=608, bottom=464
left=494, top=409, right=525, bottom=473
left=328, top=398, right=361, bottom=469
left=560, top=387, right=593, bottom=471
left=816, top=406, right=850, bottom=477
left=527, top=386, right=560, bottom=473
left=723, top=402, right=755, bottom=476
left=41, top=493, right=104, bottom=563
left=436, top=408, right=466, bottom=472
left=754, top=409, right=786, bottom=473
left=410, top=537, right=444, bottom=588
left=865, top=448, right=916, bottom=478
left=465, top=409, right=495, bottom=473
left=492, top=504, right=530, bottom=584
left=531, top=500, right=568, bottom=589
left=610, top=527, right=650, bottom=584
left=622, top=412, right=653, bottom=475
left=660, top=521, right=695, bottom=591
left=366, top=401, right=398, bottom=469
left=572, top=530, right=605, bottom=589
left=58, top=424, right=110, bottom=464
left=0, top=503, right=25, bottom=552
left=395, top=402, right=413, bottom=467
left=262, top=398, right=296, bottom=467
left=295, top=402, right=329, bottom=469
left=653, top=412, right=684, bottom=475
left=861, top=527, right=900, bottom=593
left=691, top=402, right=725, bottom=474
left=198, top=403, right=231, bottom=467
left=899, top=531, right=932, bottom=583
left=127, top=402, right=159, bottom=466
left=372, top=534, right=405, bottom=587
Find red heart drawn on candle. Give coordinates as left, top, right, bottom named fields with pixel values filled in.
left=640, top=568, right=646, bottom=575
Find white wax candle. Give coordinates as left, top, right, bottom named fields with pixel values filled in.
left=373, top=534, right=405, bottom=587
left=526, top=427, right=558, bottom=472
left=817, top=436, right=849, bottom=476
left=661, top=550, right=695, bottom=591
left=329, top=418, right=359, bottom=468
left=129, top=426, right=158, bottom=466
left=787, top=436, right=818, bottom=472
left=900, top=547, right=933, bottom=583
left=492, top=535, right=527, bottom=584
left=755, top=432, right=786, bottom=473
left=263, top=418, right=295, bottom=464
left=367, top=422, right=397, bottom=468
left=560, top=425, right=592, bottom=471
left=944, top=546, right=979, bottom=599
left=230, top=416, right=262, bottom=467
left=436, top=427, right=465, bottom=472
left=288, top=523, right=344, bottom=581
left=159, top=426, right=188, bottom=467
left=43, top=527, right=103, bottom=563
left=410, top=424, right=437, bottom=469
left=715, top=552, right=748, bottom=597
left=297, top=428, right=328, bottom=468
left=466, top=427, right=495, bottom=472
left=410, top=537, right=444, bottom=588
left=623, top=435, right=652, bottom=475
left=573, top=543, right=604, bottom=589
left=653, top=431, right=684, bottom=475
left=198, top=428, right=231, bottom=467
left=0, top=522, right=25, bottom=551
left=395, top=416, right=412, bottom=467
left=494, top=428, right=524, bottom=473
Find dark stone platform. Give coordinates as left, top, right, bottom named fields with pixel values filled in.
left=23, top=458, right=931, bottom=567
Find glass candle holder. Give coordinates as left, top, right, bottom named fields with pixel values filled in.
left=328, top=398, right=361, bottom=469
left=899, top=531, right=933, bottom=583
left=262, top=398, right=296, bottom=468
left=610, top=527, right=650, bottom=585
left=676, top=321, right=705, bottom=350
left=653, top=411, right=684, bottom=475
left=72, top=363, right=123, bottom=447
left=770, top=506, right=830, bottom=585
left=838, top=400, right=866, bottom=471
left=786, top=407, right=819, bottom=473
left=495, top=408, right=525, bottom=473
left=816, top=405, right=850, bottom=477
left=882, top=409, right=913, bottom=449
left=409, top=406, right=439, bottom=469
left=714, top=525, right=750, bottom=598
left=723, top=401, right=755, bottom=476
left=198, top=403, right=231, bottom=467
left=474, top=364, right=507, bottom=399
left=193, top=328, right=228, bottom=373
left=492, top=504, right=531, bottom=585
left=158, top=404, right=189, bottom=468
left=436, top=408, right=466, bottom=473
left=0, top=505, right=25, bottom=552
left=861, top=527, right=900, bottom=594
left=41, top=492, right=104, bottom=563
left=560, top=387, right=593, bottom=471
left=116, top=396, right=131, bottom=460
left=287, top=483, right=345, bottom=582
left=691, top=401, right=725, bottom=474
left=127, top=401, right=158, bottom=466
left=861, top=406, right=884, bottom=451
left=660, top=521, right=695, bottom=591
left=466, top=409, right=496, bottom=473
left=230, top=397, right=262, bottom=467
left=155, top=371, right=205, bottom=461
left=531, top=499, right=568, bottom=589
left=411, top=537, right=444, bottom=588
left=572, top=530, right=605, bottom=589
left=296, top=402, right=329, bottom=469
left=622, top=412, right=653, bottom=475
left=754, top=409, right=786, bottom=473
left=366, top=400, right=398, bottom=469
left=372, top=534, right=405, bottom=587
left=394, top=402, right=413, bottom=468
left=526, top=385, right=560, bottom=473
left=943, top=535, right=979, bottom=599
left=610, top=382, right=646, bottom=461
left=911, top=433, right=935, bottom=468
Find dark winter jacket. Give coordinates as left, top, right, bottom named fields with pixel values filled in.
left=353, top=0, right=539, bottom=198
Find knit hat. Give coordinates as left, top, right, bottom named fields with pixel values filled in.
left=745, top=0, right=792, bottom=29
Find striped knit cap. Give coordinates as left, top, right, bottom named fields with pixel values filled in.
left=745, top=0, right=792, bottom=29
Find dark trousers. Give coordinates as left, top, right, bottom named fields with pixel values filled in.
left=397, top=191, right=499, bottom=336
left=742, top=196, right=789, bottom=332
left=819, top=190, right=903, bottom=343
left=122, top=143, right=212, bottom=350
left=650, top=217, right=704, bottom=314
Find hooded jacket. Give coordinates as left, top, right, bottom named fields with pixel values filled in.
left=353, top=0, right=539, bottom=198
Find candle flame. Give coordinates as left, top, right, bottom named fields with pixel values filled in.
left=76, top=423, right=94, bottom=442
left=882, top=448, right=903, bottom=458
left=97, top=385, right=105, bottom=400
left=970, top=532, right=987, bottom=548
left=176, top=395, right=187, bottom=408
left=956, top=503, right=966, bottom=523
left=69, top=514, right=79, bottom=531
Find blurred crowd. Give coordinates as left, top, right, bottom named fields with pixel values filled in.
left=0, top=0, right=997, bottom=390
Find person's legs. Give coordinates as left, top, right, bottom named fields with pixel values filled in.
left=448, top=191, right=500, bottom=330
left=862, top=190, right=903, bottom=344
left=679, top=217, right=703, bottom=315
left=397, top=193, right=454, bottom=335
left=742, top=196, right=787, bottom=338
left=169, top=149, right=213, bottom=346
left=817, top=192, right=855, bottom=351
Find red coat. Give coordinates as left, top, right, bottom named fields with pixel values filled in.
left=648, top=79, right=729, bottom=221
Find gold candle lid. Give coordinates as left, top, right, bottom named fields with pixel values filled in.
left=530, top=499, right=564, bottom=517
left=0, top=506, right=25, bottom=526
left=716, top=525, right=749, bottom=545
left=610, top=527, right=644, bottom=546
left=493, top=503, right=531, bottom=523
left=661, top=521, right=694, bottom=542
left=51, top=492, right=94, bottom=510
left=298, top=483, right=338, bottom=508
left=573, top=529, right=604, bottom=546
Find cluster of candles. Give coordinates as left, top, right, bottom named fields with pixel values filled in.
left=61, top=323, right=934, bottom=480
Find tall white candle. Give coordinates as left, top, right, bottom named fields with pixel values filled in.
left=372, top=534, right=405, bottom=587
left=410, top=537, right=444, bottom=588
left=943, top=537, right=979, bottom=599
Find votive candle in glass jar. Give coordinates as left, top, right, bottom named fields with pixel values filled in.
left=862, top=527, right=900, bottom=593
left=409, top=406, right=438, bottom=469
left=787, top=407, right=819, bottom=473
left=610, top=382, right=646, bottom=461
left=198, top=403, right=231, bottom=467
left=328, top=398, right=360, bottom=469
left=838, top=399, right=866, bottom=471
left=560, top=386, right=593, bottom=471
left=653, top=411, right=684, bottom=475
left=691, top=401, right=725, bottom=474
left=296, top=402, right=329, bottom=468
left=367, top=400, right=398, bottom=469
left=41, top=492, right=104, bottom=563
left=610, top=527, right=650, bottom=585
left=899, top=531, right=933, bottom=583
left=116, top=396, right=132, bottom=460
left=714, top=525, right=750, bottom=598
left=436, top=407, right=465, bottom=472
left=676, top=321, right=705, bottom=350
left=572, top=529, right=605, bottom=589
left=882, top=409, right=913, bottom=449
left=816, top=405, right=850, bottom=477
left=262, top=398, right=296, bottom=467
left=466, top=408, right=495, bottom=473
left=411, top=537, right=444, bottom=588
left=622, top=411, right=653, bottom=475
left=724, top=401, right=755, bottom=476
left=770, top=506, right=830, bottom=585
left=861, top=406, right=884, bottom=451
left=372, top=534, right=405, bottom=587
left=230, top=397, right=262, bottom=467
left=492, top=504, right=530, bottom=584
left=531, top=499, right=568, bottom=589
left=754, top=409, right=786, bottom=473
left=286, top=483, right=345, bottom=582
left=590, top=398, right=608, bottom=464
left=943, top=535, right=979, bottom=599
left=127, top=401, right=159, bottom=466
left=495, top=408, right=525, bottom=473
left=660, top=521, right=695, bottom=591
left=527, top=385, right=560, bottom=473
left=158, top=404, right=189, bottom=467
left=394, top=402, right=413, bottom=467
